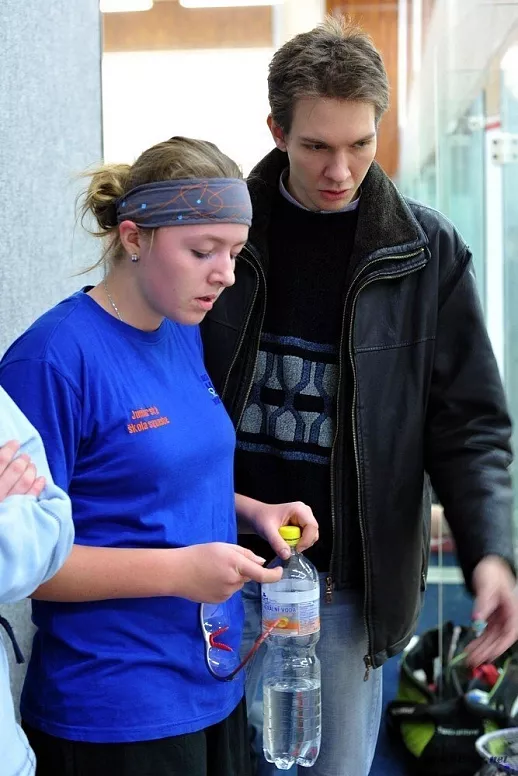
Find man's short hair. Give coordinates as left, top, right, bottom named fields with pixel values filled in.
left=268, top=15, right=390, bottom=134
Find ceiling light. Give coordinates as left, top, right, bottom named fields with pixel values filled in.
left=100, top=0, right=153, bottom=12
left=179, top=0, right=283, bottom=8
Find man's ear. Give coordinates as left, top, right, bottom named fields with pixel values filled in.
left=267, top=114, right=288, bottom=152
left=118, top=220, right=141, bottom=258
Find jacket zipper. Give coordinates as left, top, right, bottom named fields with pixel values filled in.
left=325, top=575, right=333, bottom=603
left=330, top=248, right=426, bottom=680
left=221, top=245, right=267, bottom=428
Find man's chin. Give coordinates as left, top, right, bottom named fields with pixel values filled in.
left=316, top=196, right=353, bottom=211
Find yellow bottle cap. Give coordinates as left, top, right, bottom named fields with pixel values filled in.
left=279, top=526, right=301, bottom=545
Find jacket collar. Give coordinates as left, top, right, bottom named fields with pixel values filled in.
left=246, top=148, right=428, bottom=270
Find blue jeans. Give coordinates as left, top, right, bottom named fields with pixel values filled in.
left=241, top=574, right=383, bottom=776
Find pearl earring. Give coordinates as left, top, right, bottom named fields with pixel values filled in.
left=130, top=254, right=139, bottom=263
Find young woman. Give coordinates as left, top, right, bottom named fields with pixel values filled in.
left=0, top=136, right=318, bottom=776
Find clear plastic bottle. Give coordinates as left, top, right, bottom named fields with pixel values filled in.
left=261, top=526, right=321, bottom=770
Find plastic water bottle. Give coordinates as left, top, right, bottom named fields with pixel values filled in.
left=261, top=526, right=321, bottom=770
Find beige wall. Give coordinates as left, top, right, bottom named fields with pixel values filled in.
left=0, top=0, right=102, bottom=717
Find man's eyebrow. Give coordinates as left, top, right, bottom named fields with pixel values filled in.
left=352, top=132, right=377, bottom=144
left=299, top=136, right=329, bottom=145
left=299, top=132, right=376, bottom=146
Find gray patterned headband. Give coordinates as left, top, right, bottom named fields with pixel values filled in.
left=116, top=178, right=252, bottom=228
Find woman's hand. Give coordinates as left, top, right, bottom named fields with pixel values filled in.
left=236, top=494, right=319, bottom=560
left=174, top=542, right=283, bottom=603
left=0, top=440, right=45, bottom=500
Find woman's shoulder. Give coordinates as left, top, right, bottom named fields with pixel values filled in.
left=1, top=290, right=94, bottom=370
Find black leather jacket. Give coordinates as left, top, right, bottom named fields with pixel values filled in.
left=201, top=149, right=514, bottom=671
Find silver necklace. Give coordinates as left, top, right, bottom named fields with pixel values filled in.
left=103, top=278, right=123, bottom=322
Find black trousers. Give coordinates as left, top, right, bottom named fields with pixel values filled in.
left=23, top=697, right=251, bottom=776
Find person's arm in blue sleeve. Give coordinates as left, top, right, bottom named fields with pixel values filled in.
left=0, top=386, right=74, bottom=603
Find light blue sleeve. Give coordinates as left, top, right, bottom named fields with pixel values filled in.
left=0, top=387, right=74, bottom=603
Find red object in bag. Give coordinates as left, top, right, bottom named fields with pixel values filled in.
left=473, top=663, right=500, bottom=687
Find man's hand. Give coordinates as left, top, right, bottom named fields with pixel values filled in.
left=242, top=498, right=319, bottom=560
left=465, top=555, right=518, bottom=667
left=0, top=440, right=45, bottom=500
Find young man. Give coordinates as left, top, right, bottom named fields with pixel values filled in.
left=0, top=388, right=74, bottom=775
left=201, top=16, right=518, bottom=775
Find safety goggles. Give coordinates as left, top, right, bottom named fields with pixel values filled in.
left=200, top=602, right=280, bottom=682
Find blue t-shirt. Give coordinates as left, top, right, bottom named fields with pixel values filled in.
left=0, top=290, right=244, bottom=743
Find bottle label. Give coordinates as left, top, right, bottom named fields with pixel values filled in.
left=262, top=588, right=320, bottom=636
